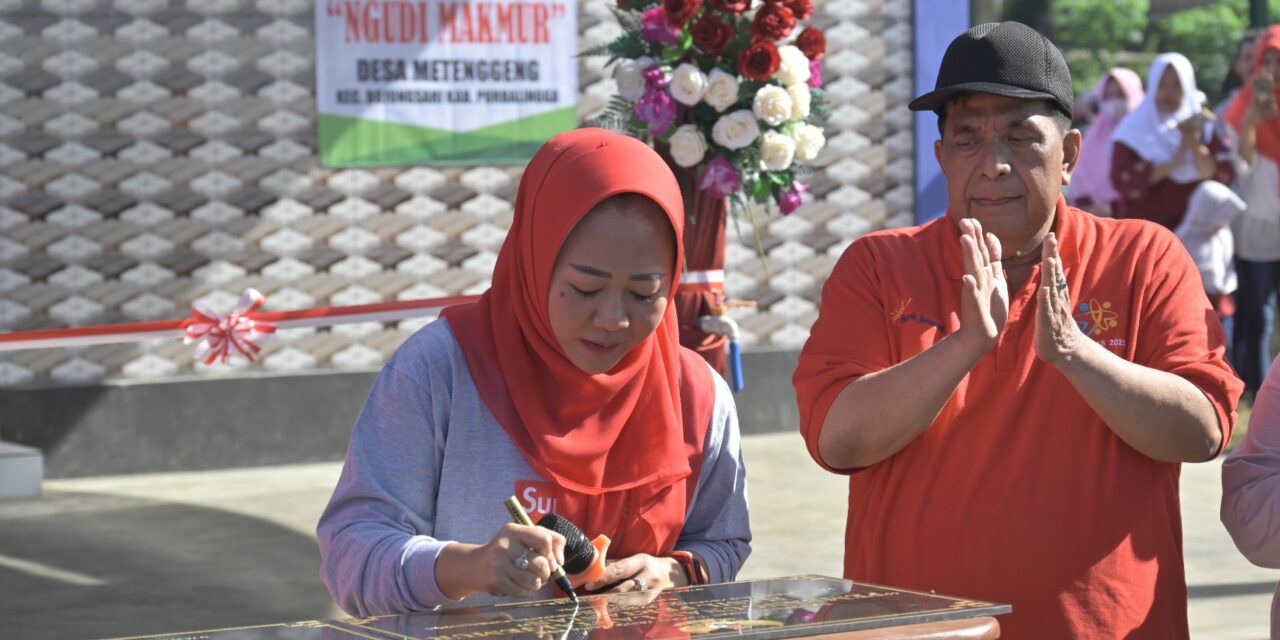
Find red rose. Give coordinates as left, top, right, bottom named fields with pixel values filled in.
left=691, top=13, right=733, bottom=53
left=796, top=26, right=826, bottom=60
left=738, top=38, right=781, bottom=81
left=750, top=3, right=795, bottom=40
left=707, top=0, right=749, bottom=14
left=664, top=0, right=701, bottom=28
left=783, top=0, right=813, bottom=20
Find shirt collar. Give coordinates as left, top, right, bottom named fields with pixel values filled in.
left=942, top=196, right=1077, bottom=280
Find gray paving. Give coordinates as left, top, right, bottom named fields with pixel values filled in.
left=0, top=433, right=1272, bottom=639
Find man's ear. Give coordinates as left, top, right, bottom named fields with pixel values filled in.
left=934, top=138, right=943, bottom=166
left=1061, top=128, right=1082, bottom=186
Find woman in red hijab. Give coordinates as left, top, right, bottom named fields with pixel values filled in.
left=317, top=129, right=751, bottom=616
left=1225, top=25, right=1280, bottom=395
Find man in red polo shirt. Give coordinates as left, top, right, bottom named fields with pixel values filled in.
left=793, top=22, right=1242, bottom=639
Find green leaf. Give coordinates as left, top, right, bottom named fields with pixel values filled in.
left=721, top=18, right=755, bottom=61
left=1051, top=0, right=1152, bottom=97
left=691, top=103, right=720, bottom=125
left=578, top=42, right=614, bottom=58
left=1152, top=2, right=1246, bottom=104
left=578, top=29, right=650, bottom=65
left=750, top=178, right=771, bottom=201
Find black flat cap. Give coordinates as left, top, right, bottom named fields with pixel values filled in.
left=909, top=21, right=1073, bottom=117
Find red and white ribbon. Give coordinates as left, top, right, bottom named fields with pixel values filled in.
left=0, top=292, right=481, bottom=358
left=183, top=288, right=277, bottom=365
left=681, top=269, right=725, bottom=285
left=680, top=269, right=726, bottom=292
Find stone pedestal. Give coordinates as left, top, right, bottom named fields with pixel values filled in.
left=0, top=441, right=42, bottom=499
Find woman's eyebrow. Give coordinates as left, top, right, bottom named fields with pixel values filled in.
left=570, top=264, right=611, bottom=278
left=570, top=264, right=664, bottom=281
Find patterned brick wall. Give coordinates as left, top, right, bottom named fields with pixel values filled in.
left=0, top=0, right=913, bottom=387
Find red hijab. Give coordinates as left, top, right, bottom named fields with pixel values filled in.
left=1226, top=25, right=1280, bottom=164
left=442, top=128, right=715, bottom=557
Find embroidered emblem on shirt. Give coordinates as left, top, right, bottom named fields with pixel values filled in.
left=1074, top=299, right=1119, bottom=336
left=889, top=298, right=946, bottom=332
left=889, top=298, right=910, bottom=322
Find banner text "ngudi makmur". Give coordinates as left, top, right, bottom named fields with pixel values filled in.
left=333, top=0, right=568, bottom=44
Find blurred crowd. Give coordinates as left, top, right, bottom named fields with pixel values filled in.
left=1066, top=25, right=1280, bottom=396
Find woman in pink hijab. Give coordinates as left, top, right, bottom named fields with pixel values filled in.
left=1070, top=67, right=1143, bottom=216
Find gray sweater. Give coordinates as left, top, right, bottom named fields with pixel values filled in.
left=317, top=319, right=751, bottom=616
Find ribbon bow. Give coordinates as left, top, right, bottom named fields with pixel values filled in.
left=183, top=289, right=277, bottom=365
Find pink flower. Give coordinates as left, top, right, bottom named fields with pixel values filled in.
left=643, top=64, right=669, bottom=90
left=634, top=88, right=677, bottom=135
left=698, top=155, right=742, bottom=198
left=776, top=181, right=808, bottom=215
left=807, top=60, right=823, bottom=88
left=641, top=7, right=681, bottom=44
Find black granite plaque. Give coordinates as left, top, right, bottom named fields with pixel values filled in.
left=112, top=575, right=1010, bottom=640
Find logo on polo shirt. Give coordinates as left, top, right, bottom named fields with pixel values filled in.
left=515, top=480, right=559, bottom=521
left=889, top=298, right=946, bottom=332
left=1074, top=299, right=1119, bottom=336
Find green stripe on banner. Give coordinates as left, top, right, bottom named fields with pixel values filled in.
left=317, top=108, right=578, bottom=167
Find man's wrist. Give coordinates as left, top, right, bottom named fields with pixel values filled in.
left=947, top=330, right=995, bottom=366
left=1048, top=329, right=1107, bottom=375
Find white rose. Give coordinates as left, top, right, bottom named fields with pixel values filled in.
left=712, top=110, right=761, bottom=150
left=614, top=57, right=654, bottom=101
left=668, top=125, right=708, bottom=168
left=787, top=83, right=811, bottom=120
left=704, top=68, right=740, bottom=112
left=774, top=45, right=811, bottom=87
left=752, top=85, right=793, bottom=127
left=759, top=130, right=797, bottom=172
left=668, top=63, right=709, bottom=106
left=792, top=122, right=826, bottom=162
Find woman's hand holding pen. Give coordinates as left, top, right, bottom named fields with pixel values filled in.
left=437, top=523, right=566, bottom=599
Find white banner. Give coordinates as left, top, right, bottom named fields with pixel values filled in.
left=315, top=0, right=578, bottom=165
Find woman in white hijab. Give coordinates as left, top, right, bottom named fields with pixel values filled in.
left=1111, top=53, right=1235, bottom=228
left=1111, top=52, right=1243, bottom=345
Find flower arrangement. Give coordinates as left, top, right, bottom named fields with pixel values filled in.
left=584, top=0, right=828, bottom=215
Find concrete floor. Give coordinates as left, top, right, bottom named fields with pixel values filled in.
left=0, top=432, right=1272, bottom=639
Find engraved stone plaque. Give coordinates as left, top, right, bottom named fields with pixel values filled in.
left=115, top=575, right=1010, bottom=640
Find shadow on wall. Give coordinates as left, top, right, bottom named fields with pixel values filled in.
left=0, top=372, right=375, bottom=478
left=0, top=491, right=335, bottom=640
left=1, top=384, right=109, bottom=466
left=0, top=349, right=804, bottom=478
